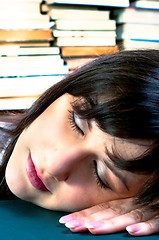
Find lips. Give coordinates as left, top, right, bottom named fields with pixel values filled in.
left=26, top=155, right=49, bottom=192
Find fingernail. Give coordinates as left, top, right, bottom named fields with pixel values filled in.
left=65, top=219, right=83, bottom=228
left=59, top=215, right=76, bottom=224
left=84, top=221, right=103, bottom=229
left=126, top=225, right=141, bottom=234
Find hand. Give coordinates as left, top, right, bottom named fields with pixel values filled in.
left=59, top=198, right=159, bottom=236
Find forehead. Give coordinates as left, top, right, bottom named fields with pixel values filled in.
left=112, top=138, right=150, bottom=161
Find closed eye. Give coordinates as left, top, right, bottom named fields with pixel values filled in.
left=68, top=110, right=84, bottom=136
left=93, top=160, right=111, bottom=190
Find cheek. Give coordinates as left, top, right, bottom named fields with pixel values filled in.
left=127, top=174, right=148, bottom=196
left=6, top=157, right=27, bottom=199
left=52, top=185, right=99, bottom=212
left=5, top=131, right=32, bottom=197
left=27, top=114, right=70, bottom=146
left=57, top=189, right=119, bottom=212
left=51, top=177, right=117, bottom=212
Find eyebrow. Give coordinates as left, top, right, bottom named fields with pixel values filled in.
left=103, top=156, right=129, bottom=191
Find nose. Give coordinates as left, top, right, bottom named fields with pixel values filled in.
left=44, top=146, right=90, bottom=182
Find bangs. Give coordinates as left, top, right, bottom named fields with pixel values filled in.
left=65, top=51, right=159, bottom=141
left=71, top=92, right=153, bottom=140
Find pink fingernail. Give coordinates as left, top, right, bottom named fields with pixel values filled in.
left=59, top=214, right=76, bottom=224
left=84, top=221, right=103, bottom=229
left=65, top=219, right=83, bottom=228
left=126, top=225, right=141, bottom=234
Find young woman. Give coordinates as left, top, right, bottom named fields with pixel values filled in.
left=0, top=49, right=159, bottom=236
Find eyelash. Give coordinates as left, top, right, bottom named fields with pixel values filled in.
left=68, top=110, right=84, bottom=136
left=93, top=161, right=110, bottom=190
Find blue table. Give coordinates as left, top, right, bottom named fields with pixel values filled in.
left=0, top=200, right=158, bottom=240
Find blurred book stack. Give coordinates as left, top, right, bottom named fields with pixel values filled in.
left=0, top=0, right=68, bottom=110
left=46, top=0, right=128, bottom=71
left=0, top=0, right=53, bottom=46
left=113, top=0, right=159, bottom=50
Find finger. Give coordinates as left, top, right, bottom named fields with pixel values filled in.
left=63, top=206, right=122, bottom=233
left=59, top=202, right=110, bottom=224
left=59, top=198, right=134, bottom=224
left=65, top=209, right=157, bottom=235
left=59, top=203, right=109, bottom=232
left=59, top=198, right=136, bottom=232
left=84, top=208, right=149, bottom=235
left=82, top=198, right=136, bottom=222
left=126, top=217, right=159, bottom=236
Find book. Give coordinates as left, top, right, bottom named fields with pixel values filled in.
left=55, top=19, right=116, bottom=30
left=61, top=46, right=118, bottom=57
left=47, top=0, right=130, bottom=7
left=0, top=97, right=37, bottom=110
left=131, top=0, right=159, bottom=9
left=64, top=57, right=96, bottom=72
left=0, top=21, right=54, bottom=30
left=0, top=1, right=49, bottom=20
left=117, top=23, right=159, bottom=41
left=0, top=0, right=54, bottom=45
left=0, top=55, right=68, bottom=76
left=0, top=75, right=65, bottom=98
left=118, top=39, right=159, bottom=50
left=55, top=36, right=116, bottom=46
left=0, top=29, right=53, bottom=42
left=0, top=42, right=51, bottom=47
left=2, top=0, right=44, bottom=3
left=113, top=7, right=159, bottom=24
left=49, top=5, right=110, bottom=20
left=0, top=46, right=60, bottom=56
left=52, top=29, right=116, bottom=38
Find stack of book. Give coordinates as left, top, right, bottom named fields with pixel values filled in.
left=47, top=1, right=123, bottom=71
left=0, top=0, right=54, bottom=47
left=0, top=0, right=68, bottom=110
left=113, top=0, right=159, bottom=50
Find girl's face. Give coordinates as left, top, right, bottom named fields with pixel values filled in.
left=6, top=94, right=149, bottom=211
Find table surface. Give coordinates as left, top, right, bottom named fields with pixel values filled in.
left=0, top=199, right=158, bottom=240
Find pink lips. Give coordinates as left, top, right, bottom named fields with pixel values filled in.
left=26, top=155, right=48, bottom=192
